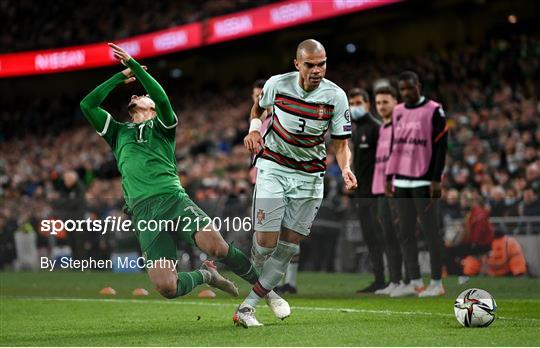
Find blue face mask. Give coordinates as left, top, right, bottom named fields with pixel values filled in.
left=350, top=106, right=367, bottom=121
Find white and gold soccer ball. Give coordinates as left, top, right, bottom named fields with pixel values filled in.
left=454, top=288, right=497, bottom=327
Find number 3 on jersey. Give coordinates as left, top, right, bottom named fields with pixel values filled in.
left=297, top=118, right=306, bottom=133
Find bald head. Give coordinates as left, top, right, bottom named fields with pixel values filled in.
left=296, top=39, right=325, bottom=60
left=294, top=39, right=327, bottom=92
left=63, top=170, right=78, bottom=188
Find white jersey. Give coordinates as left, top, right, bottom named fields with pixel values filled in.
left=256, top=71, right=351, bottom=178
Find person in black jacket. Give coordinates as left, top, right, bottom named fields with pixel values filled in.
left=349, top=88, right=386, bottom=292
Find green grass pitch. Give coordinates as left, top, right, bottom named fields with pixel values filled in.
left=1, top=271, right=539, bottom=346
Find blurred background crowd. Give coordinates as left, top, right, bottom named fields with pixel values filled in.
left=0, top=0, right=277, bottom=52
left=0, top=0, right=538, bottom=275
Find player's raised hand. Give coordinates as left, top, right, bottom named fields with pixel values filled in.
left=342, top=167, right=358, bottom=191
left=244, top=131, right=265, bottom=155
left=108, top=42, right=132, bottom=65
left=120, top=66, right=147, bottom=84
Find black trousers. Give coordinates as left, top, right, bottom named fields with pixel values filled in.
left=394, top=186, right=445, bottom=280
left=377, top=196, right=408, bottom=284
left=357, top=197, right=385, bottom=284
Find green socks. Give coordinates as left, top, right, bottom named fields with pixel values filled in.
left=219, top=243, right=260, bottom=285
left=174, top=244, right=259, bottom=297
left=175, top=270, right=205, bottom=297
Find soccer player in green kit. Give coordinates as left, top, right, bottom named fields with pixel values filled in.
left=80, top=43, right=291, bottom=308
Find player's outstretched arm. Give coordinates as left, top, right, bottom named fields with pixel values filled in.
left=333, top=138, right=358, bottom=191
left=80, top=72, right=128, bottom=133
left=108, top=43, right=176, bottom=128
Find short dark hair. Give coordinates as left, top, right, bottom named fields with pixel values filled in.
left=348, top=88, right=370, bottom=103
left=253, top=79, right=266, bottom=89
left=397, top=71, right=420, bottom=84
left=374, top=85, right=397, bottom=99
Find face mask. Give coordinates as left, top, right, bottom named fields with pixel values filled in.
left=507, top=162, right=518, bottom=173
left=505, top=198, right=516, bottom=206
left=465, top=155, right=477, bottom=165
left=350, top=106, right=367, bottom=121
left=489, top=159, right=500, bottom=168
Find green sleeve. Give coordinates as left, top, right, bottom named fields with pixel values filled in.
left=80, top=72, right=125, bottom=141
left=125, top=58, right=177, bottom=129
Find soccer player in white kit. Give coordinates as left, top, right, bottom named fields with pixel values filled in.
left=235, top=39, right=357, bottom=328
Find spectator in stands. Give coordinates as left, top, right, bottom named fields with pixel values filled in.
left=522, top=187, right=540, bottom=217
left=53, top=170, right=87, bottom=259
left=1, top=32, right=539, bottom=271
left=440, top=189, right=463, bottom=227
left=1, top=1, right=275, bottom=53
left=526, top=162, right=540, bottom=192
left=489, top=186, right=508, bottom=217
left=504, top=187, right=520, bottom=217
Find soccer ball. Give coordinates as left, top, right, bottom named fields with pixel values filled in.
left=454, top=288, right=497, bottom=327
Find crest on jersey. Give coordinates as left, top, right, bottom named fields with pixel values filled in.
left=256, top=209, right=266, bottom=224
left=344, top=109, right=351, bottom=122
left=318, top=105, right=325, bottom=119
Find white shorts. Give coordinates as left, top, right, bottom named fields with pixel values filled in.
left=253, top=168, right=324, bottom=236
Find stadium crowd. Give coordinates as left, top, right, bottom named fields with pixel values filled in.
left=1, top=33, right=539, bottom=270
left=0, top=0, right=276, bottom=53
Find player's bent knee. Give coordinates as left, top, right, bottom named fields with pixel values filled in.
left=148, top=266, right=178, bottom=299
left=154, top=279, right=177, bottom=299
left=255, top=231, right=279, bottom=249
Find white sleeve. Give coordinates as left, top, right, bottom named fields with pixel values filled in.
left=330, top=88, right=352, bottom=138
left=258, top=75, right=279, bottom=109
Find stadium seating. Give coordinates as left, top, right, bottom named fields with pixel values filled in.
left=0, top=31, right=538, bottom=271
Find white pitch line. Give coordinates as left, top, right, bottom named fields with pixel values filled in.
left=5, top=296, right=540, bottom=323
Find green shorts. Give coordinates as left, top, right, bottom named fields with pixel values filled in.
left=131, top=192, right=209, bottom=261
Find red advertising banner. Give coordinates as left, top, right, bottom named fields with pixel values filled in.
left=0, top=23, right=203, bottom=78
left=0, top=0, right=399, bottom=78
left=206, top=0, right=400, bottom=44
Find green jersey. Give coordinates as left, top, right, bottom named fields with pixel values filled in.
left=80, top=58, right=183, bottom=210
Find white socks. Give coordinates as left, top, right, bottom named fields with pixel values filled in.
left=285, top=262, right=299, bottom=287
left=244, top=240, right=299, bottom=308
left=251, top=235, right=275, bottom=273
